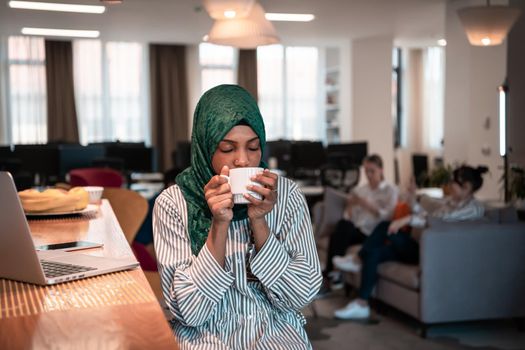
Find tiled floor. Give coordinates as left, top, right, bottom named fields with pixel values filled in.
left=304, top=290, right=525, bottom=350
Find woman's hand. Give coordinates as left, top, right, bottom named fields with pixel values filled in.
left=204, top=165, right=234, bottom=223
left=244, top=169, right=278, bottom=220
left=387, top=216, right=411, bottom=235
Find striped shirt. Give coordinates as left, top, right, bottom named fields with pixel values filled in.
left=153, top=176, right=322, bottom=349
left=409, top=195, right=485, bottom=228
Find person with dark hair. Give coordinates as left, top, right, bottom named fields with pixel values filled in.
left=152, top=85, right=321, bottom=349
left=319, top=154, right=398, bottom=295
left=333, top=165, right=489, bottom=320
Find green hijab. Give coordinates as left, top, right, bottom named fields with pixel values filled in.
left=176, top=84, right=267, bottom=255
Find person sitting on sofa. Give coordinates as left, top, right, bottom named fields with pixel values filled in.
left=333, top=165, right=489, bottom=319
left=319, top=154, right=398, bottom=295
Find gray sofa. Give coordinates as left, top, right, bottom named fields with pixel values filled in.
left=313, top=187, right=525, bottom=336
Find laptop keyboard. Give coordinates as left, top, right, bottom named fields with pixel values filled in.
left=41, top=260, right=97, bottom=278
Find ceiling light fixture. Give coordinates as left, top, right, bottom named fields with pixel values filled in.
left=203, top=0, right=254, bottom=19
left=9, top=1, right=105, bottom=13
left=100, top=0, right=123, bottom=4
left=457, top=0, right=521, bottom=46
left=265, top=13, right=315, bottom=22
left=21, top=27, right=100, bottom=38
left=437, top=38, right=447, bottom=46
left=206, top=2, right=279, bottom=49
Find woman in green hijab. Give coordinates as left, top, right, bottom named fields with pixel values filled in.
left=153, top=85, right=322, bottom=349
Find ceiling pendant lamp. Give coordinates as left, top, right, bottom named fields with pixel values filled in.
left=457, top=0, right=521, bottom=46
left=206, top=2, right=279, bottom=49
left=203, top=0, right=255, bottom=19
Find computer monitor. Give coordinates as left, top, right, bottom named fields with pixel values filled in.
left=289, top=141, right=325, bottom=179
left=59, top=145, right=106, bottom=179
left=0, top=146, right=19, bottom=173
left=325, top=142, right=368, bottom=168
left=264, top=140, right=292, bottom=174
left=13, top=144, right=61, bottom=185
left=0, top=146, right=12, bottom=158
left=105, top=144, right=155, bottom=173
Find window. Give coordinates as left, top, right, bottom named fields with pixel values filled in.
left=258, top=45, right=320, bottom=140
left=199, top=43, right=236, bottom=94
left=422, top=47, right=444, bottom=150
left=73, top=40, right=148, bottom=144
left=7, top=36, right=47, bottom=144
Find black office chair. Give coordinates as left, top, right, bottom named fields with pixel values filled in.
left=321, top=162, right=360, bottom=192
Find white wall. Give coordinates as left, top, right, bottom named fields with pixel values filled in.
left=444, top=0, right=507, bottom=200
left=338, top=41, right=352, bottom=142
left=351, top=36, right=395, bottom=183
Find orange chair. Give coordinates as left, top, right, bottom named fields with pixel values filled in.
left=102, top=188, right=163, bottom=301
left=69, top=167, right=124, bottom=187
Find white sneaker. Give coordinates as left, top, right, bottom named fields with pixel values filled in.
left=333, top=254, right=361, bottom=273
left=334, top=300, right=370, bottom=320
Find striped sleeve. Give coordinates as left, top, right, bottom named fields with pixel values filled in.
left=441, top=199, right=485, bottom=222
left=249, top=181, right=323, bottom=311
left=153, top=187, right=234, bottom=327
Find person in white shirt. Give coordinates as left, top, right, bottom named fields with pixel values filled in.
left=320, top=154, right=398, bottom=293
left=333, top=165, right=488, bottom=320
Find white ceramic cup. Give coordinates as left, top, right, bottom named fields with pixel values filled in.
left=222, top=167, right=263, bottom=204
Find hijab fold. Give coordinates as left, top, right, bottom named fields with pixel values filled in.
left=176, top=85, right=267, bottom=255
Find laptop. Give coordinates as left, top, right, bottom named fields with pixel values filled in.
left=0, top=171, right=139, bottom=285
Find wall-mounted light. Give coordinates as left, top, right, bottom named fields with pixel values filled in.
left=22, top=27, right=100, bottom=38
left=457, top=1, right=521, bottom=46
left=499, top=84, right=508, bottom=157
left=9, top=1, right=105, bottom=14
left=265, top=13, right=315, bottom=22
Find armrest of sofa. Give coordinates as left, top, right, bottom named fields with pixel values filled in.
left=419, top=220, right=525, bottom=324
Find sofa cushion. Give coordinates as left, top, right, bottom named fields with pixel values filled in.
left=377, top=262, right=420, bottom=291
left=484, top=203, right=518, bottom=224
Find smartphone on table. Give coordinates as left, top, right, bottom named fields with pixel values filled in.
left=36, top=241, right=103, bottom=252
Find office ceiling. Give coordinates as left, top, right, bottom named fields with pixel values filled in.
left=0, top=0, right=448, bottom=46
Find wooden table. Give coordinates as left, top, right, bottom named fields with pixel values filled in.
left=0, top=200, right=178, bottom=349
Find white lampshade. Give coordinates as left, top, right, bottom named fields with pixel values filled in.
left=206, top=2, right=279, bottom=49
left=457, top=5, right=521, bottom=46
left=203, top=0, right=255, bottom=19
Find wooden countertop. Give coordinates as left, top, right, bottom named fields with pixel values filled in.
left=0, top=200, right=178, bottom=350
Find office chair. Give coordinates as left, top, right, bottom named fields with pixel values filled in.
left=69, top=167, right=125, bottom=188
left=103, top=188, right=162, bottom=302
left=102, top=188, right=148, bottom=244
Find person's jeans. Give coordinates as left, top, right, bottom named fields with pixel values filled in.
left=324, top=219, right=366, bottom=276
left=357, top=221, right=419, bottom=300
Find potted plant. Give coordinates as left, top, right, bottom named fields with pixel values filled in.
left=423, top=164, right=453, bottom=196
